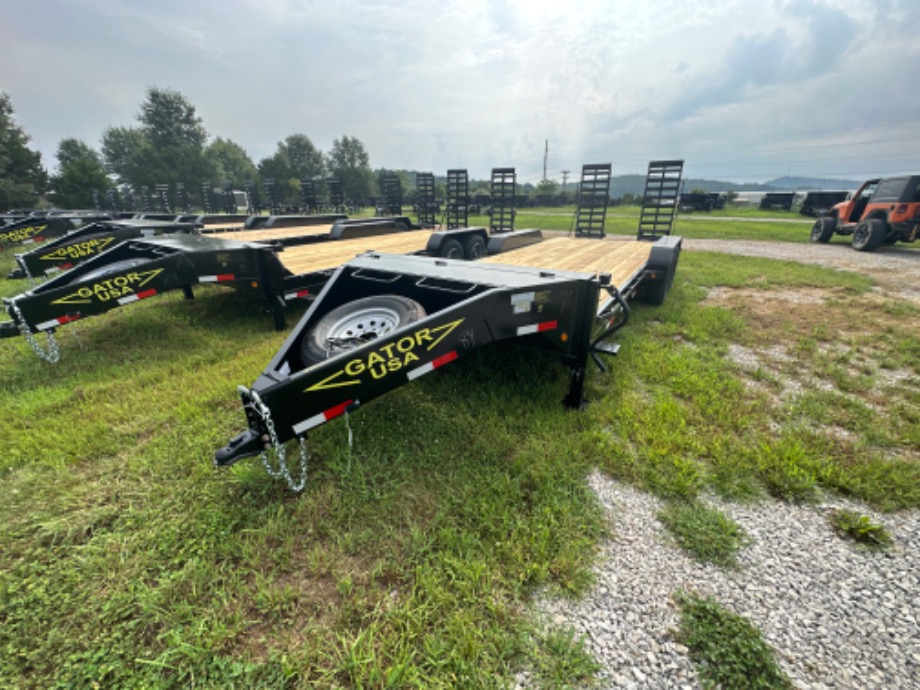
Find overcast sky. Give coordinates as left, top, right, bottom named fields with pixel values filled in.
left=2, top=0, right=918, bottom=184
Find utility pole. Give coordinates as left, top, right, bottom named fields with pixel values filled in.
left=543, top=139, right=548, bottom=182
left=561, top=170, right=570, bottom=191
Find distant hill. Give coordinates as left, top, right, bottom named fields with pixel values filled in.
left=763, top=176, right=861, bottom=191
left=376, top=168, right=863, bottom=197
left=608, top=175, right=772, bottom=198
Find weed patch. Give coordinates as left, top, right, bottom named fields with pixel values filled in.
left=675, top=592, right=791, bottom=689
left=658, top=500, right=748, bottom=567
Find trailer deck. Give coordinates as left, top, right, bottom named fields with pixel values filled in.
left=215, top=223, right=337, bottom=243
left=277, top=229, right=432, bottom=274
left=481, top=236, right=653, bottom=302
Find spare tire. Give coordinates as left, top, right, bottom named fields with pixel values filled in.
left=300, top=294, right=426, bottom=364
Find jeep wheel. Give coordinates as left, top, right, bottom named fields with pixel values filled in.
left=810, top=217, right=836, bottom=243
left=851, top=218, right=887, bottom=252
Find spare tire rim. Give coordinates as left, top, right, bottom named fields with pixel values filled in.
left=324, top=306, right=401, bottom=351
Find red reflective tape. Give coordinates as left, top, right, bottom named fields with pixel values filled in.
left=323, top=399, right=354, bottom=421
left=432, top=350, right=458, bottom=369
left=296, top=289, right=310, bottom=298
left=136, top=288, right=157, bottom=300
left=57, top=314, right=81, bottom=325
left=60, top=263, right=73, bottom=270
left=216, top=273, right=234, bottom=282
left=537, top=320, right=558, bottom=332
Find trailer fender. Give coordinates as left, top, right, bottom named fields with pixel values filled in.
left=638, top=236, right=682, bottom=305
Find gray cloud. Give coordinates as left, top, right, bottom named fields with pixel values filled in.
left=2, top=0, right=918, bottom=182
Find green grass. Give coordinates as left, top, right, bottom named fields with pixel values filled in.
left=658, top=501, right=748, bottom=568
left=829, top=509, right=893, bottom=548
left=466, top=204, right=814, bottom=242
left=675, top=592, right=790, bottom=689
left=1, top=213, right=918, bottom=687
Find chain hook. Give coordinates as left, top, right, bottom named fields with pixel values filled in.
left=6, top=300, right=60, bottom=363
left=247, top=389, right=308, bottom=492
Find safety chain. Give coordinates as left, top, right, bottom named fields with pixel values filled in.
left=7, top=300, right=60, bottom=363
left=19, top=259, right=36, bottom=287
left=247, top=388, right=308, bottom=492
left=344, top=408, right=354, bottom=471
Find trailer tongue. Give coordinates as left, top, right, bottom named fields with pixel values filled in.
left=215, top=234, right=682, bottom=491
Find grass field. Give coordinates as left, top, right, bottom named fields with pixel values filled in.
left=1, top=210, right=917, bottom=688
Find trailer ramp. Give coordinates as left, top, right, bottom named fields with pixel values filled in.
left=444, top=169, right=469, bottom=229
left=637, top=160, right=684, bottom=240
left=573, top=164, right=613, bottom=238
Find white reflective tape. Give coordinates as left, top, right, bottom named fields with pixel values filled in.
left=407, top=361, right=435, bottom=381
left=516, top=324, right=539, bottom=335
left=35, top=318, right=60, bottom=331
left=117, top=294, right=140, bottom=305
left=199, top=275, right=218, bottom=283
left=292, top=413, right=326, bottom=435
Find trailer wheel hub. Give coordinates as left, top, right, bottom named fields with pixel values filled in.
left=325, top=305, right=401, bottom=347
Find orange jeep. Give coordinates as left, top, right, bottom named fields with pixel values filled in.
left=810, top=175, right=920, bottom=251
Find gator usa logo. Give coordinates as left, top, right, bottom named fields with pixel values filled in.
left=0, top=224, right=47, bottom=244
left=306, top=318, right=464, bottom=390
left=51, top=269, right=163, bottom=305
left=40, top=237, right=115, bottom=262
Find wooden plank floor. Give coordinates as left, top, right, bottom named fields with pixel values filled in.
left=481, top=236, right=652, bottom=294
left=278, top=230, right=431, bottom=274
left=204, top=223, right=336, bottom=242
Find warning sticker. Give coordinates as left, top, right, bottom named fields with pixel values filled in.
left=511, top=291, right=535, bottom=315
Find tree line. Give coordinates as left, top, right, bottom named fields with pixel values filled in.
left=0, top=87, right=377, bottom=212
left=2, top=87, right=589, bottom=215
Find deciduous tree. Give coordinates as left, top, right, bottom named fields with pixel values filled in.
left=50, top=138, right=109, bottom=209
left=327, top=136, right=373, bottom=205
left=0, top=93, right=47, bottom=209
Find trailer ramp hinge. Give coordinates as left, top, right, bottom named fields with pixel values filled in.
left=6, top=299, right=60, bottom=363
left=246, top=388, right=309, bottom=492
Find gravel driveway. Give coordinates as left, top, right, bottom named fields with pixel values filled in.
left=527, top=239, right=920, bottom=690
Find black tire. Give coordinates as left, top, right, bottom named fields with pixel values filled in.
left=438, top=238, right=464, bottom=259
left=851, top=218, right=887, bottom=252
left=639, top=281, right=667, bottom=306
left=810, top=217, right=836, bottom=243
left=76, top=258, right=148, bottom=283
left=463, top=234, right=487, bottom=260
left=300, top=294, right=426, bottom=363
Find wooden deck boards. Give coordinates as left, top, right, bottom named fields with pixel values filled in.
left=205, top=223, right=336, bottom=242
left=481, top=237, right=652, bottom=293
left=277, top=230, right=430, bottom=274
left=277, top=234, right=654, bottom=303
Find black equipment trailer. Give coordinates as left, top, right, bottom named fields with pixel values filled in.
left=214, top=233, right=683, bottom=490
left=8, top=218, right=200, bottom=281
left=0, top=212, right=113, bottom=249
left=1, top=221, right=510, bottom=362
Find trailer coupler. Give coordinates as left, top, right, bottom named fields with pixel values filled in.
left=214, top=428, right=263, bottom=466
left=0, top=319, right=19, bottom=339
left=215, top=387, right=311, bottom=492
